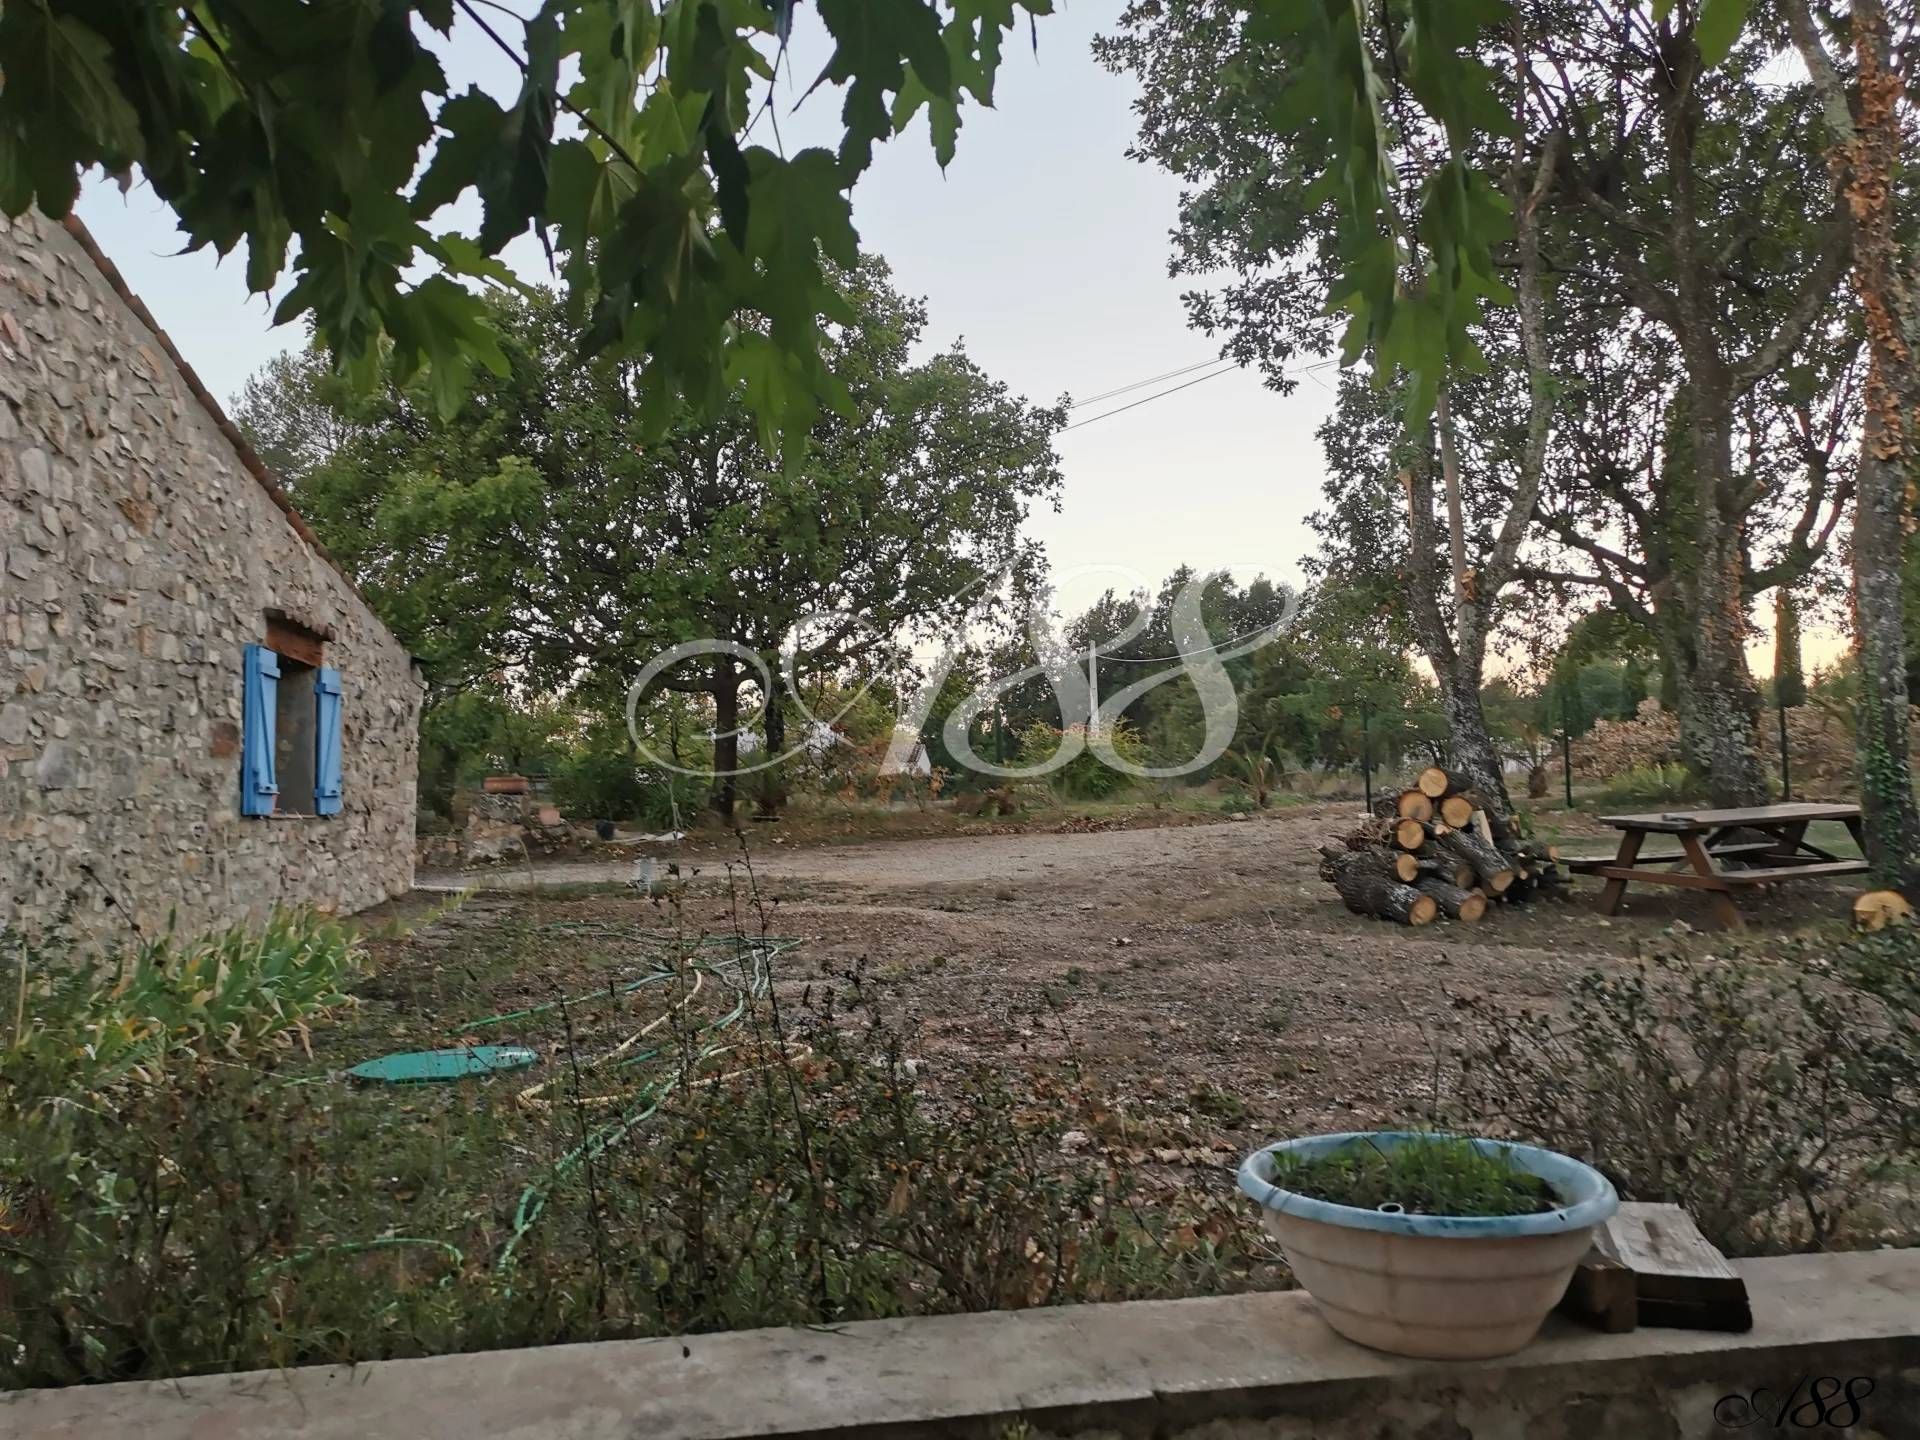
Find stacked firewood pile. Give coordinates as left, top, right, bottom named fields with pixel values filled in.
left=1317, top=766, right=1568, bottom=926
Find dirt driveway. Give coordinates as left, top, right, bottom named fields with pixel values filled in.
left=410, top=803, right=1860, bottom=1147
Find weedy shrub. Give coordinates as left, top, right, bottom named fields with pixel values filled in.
left=1, top=921, right=1281, bottom=1390
left=1449, top=935, right=1920, bottom=1255
left=2, top=911, right=361, bottom=1089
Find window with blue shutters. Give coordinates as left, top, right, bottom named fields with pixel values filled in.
left=240, top=629, right=345, bottom=818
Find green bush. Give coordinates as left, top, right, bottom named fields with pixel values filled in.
left=1450, top=936, right=1920, bottom=1255
left=551, top=751, right=705, bottom=829
left=1589, top=761, right=1704, bottom=808
left=1017, top=720, right=1147, bottom=801
left=551, top=749, right=648, bottom=821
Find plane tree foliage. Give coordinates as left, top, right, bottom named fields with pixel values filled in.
left=1, top=0, right=1055, bottom=455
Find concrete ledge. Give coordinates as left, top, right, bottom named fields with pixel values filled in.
left=7, top=1250, right=1918, bottom=1439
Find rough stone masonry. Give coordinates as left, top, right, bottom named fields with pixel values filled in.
left=0, top=210, right=422, bottom=947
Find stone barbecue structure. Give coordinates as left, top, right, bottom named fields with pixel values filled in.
left=0, top=211, right=422, bottom=946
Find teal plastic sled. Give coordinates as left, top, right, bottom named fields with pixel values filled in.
left=347, top=1045, right=539, bottom=1084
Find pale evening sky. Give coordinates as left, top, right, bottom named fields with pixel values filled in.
left=74, top=4, right=1333, bottom=627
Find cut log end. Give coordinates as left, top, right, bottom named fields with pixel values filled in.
left=1416, top=765, right=1451, bottom=799
left=1394, top=852, right=1421, bottom=883
left=1408, top=894, right=1439, bottom=926
left=1853, top=890, right=1915, bottom=932
left=1393, top=817, right=1428, bottom=851
left=1417, top=876, right=1488, bottom=922
left=1396, top=789, right=1435, bottom=823
left=1438, top=794, right=1475, bottom=829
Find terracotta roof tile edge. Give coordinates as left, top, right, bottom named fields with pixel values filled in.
left=57, top=212, right=370, bottom=607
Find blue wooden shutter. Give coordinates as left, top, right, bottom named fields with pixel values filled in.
left=241, top=644, right=279, bottom=816
left=314, top=666, right=344, bottom=816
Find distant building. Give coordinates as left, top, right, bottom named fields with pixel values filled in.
left=0, top=212, right=422, bottom=944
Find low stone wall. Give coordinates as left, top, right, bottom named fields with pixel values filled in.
left=0, top=212, right=422, bottom=945
left=6, top=1249, right=1914, bottom=1439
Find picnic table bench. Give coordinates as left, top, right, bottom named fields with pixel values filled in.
left=1565, top=802, right=1867, bottom=930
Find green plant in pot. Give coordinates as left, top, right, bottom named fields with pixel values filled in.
left=1238, top=1132, right=1617, bottom=1360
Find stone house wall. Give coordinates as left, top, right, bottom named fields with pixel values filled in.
left=0, top=210, right=422, bottom=947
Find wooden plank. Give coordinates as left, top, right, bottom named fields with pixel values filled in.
left=1592, top=1202, right=1752, bottom=1332
left=1719, top=859, right=1870, bottom=886
left=1590, top=866, right=1736, bottom=891
left=265, top=615, right=326, bottom=668
left=1596, top=828, right=1644, bottom=916
left=1679, top=833, right=1744, bottom=930
left=1597, top=803, right=1861, bottom=833
left=1564, top=841, right=1780, bottom=875
left=1557, top=1246, right=1638, bottom=1333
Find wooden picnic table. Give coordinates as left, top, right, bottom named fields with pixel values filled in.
left=1572, top=802, right=1868, bottom=930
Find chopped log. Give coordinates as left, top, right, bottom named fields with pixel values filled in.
left=1392, top=816, right=1429, bottom=851
left=1396, top=789, right=1436, bottom=823
left=1854, top=889, right=1914, bottom=931
left=1321, top=845, right=1399, bottom=884
left=1394, top=853, right=1462, bottom=885
left=1415, top=765, right=1454, bottom=799
left=1328, top=860, right=1438, bottom=926
left=1433, top=828, right=1515, bottom=895
left=1317, top=844, right=1346, bottom=884
left=1481, top=805, right=1521, bottom=850
left=1438, top=793, right=1475, bottom=829
left=1417, top=876, right=1487, bottom=922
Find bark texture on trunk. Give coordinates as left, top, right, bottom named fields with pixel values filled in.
left=711, top=656, right=739, bottom=820
left=1846, top=2, right=1919, bottom=877
left=756, top=666, right=788, bottom=819
left=1685, top=486, right=1774, bottom=808
left=1787, top=0, right=1920, bottom=877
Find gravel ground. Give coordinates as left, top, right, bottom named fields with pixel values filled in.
left=406, top=802, right=1861, bottom=1146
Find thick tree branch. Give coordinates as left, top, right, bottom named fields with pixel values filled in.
left=1728, top=219, right=1852, bottom=396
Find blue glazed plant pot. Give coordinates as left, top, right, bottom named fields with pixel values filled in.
left=1238, top=1131, right=1619, bottom=1360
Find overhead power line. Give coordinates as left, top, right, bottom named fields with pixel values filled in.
left=1067, top=357, right=1225, bottom=409
left=1062, top=361, right=1242, bottom=431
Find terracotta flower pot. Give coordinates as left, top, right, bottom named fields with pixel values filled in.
left=1238, top=1132, right=1617, bottom=1360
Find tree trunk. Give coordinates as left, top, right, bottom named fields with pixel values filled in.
left=1398, top=457, right=1516, bottom=820
left=711, top=657, right=739, bottom=820
left=756, top=666, right=787, bottom=819
left=1773, top=588, right=1807, bottom=708
left=1686, top=487, right=1773, bottom=808
left=1786, top=0, right=1920, bottom=877
left=1437, top=655, right=1512, bottom=811
left=1840, top=0, right=1920, bottom=878
left=1653, top=399, right=1771, bottom=808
